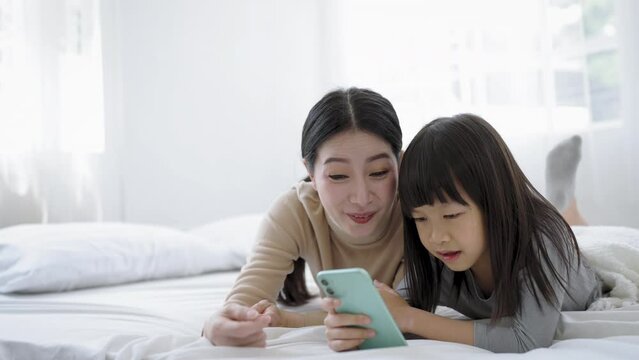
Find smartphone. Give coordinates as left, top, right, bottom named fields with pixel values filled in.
left=316, top=267, right=407, bottom=349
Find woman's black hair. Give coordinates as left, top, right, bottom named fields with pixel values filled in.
left=398, top=113, right=579, bottom=321
left=278, top=87, right=403, bottom=306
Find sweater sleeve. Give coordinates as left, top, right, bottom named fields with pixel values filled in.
left=473, top=287, right=563, bottom=353
left=225, top=189, right=306, bottom=307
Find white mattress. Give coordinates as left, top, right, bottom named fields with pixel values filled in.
left=1, top=270, right=639, bottom=359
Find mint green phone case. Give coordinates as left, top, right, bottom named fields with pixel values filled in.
left=316, top=267, right=407, bottom=349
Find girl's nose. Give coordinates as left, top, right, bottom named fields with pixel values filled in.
left=430, top=227, right=450, bottom=244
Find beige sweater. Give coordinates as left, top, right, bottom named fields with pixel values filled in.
left=225, top=181, right=405, bottom=323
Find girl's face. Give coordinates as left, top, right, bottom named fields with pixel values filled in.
left=308, top=130, right=399, bottom=240
left=410, top=187, right=490, bottom=275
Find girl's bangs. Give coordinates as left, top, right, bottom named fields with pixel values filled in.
left=399, top=132, right=467, bottom=215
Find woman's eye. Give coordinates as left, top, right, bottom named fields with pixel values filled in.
left=413, top=217, right=427, bottom=223
left=328, top=174, right=348, bottom=181
left=370, top=170, right=389, bottom=178
left=444, top=212, right=462, bottom=219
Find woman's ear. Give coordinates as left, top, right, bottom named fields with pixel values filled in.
left=302, top=159, right=317, bottom=190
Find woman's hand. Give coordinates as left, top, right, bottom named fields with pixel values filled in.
left=320, top=297, right=376, bottom=352
left=374, top=280, right=412, bottom=332
left=251, top=299, right=284, bottom=327
left=203, top=303, right=271, bottom=347
left=251, top=299, right=311, bottom=328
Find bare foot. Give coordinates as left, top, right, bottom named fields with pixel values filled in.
left=562, top=198, right=588, bottom=226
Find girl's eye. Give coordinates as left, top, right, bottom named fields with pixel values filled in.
left=444, top=212, right=462, bottom=219
left=328, top=174, right=348, bottom=181
left=370, top=170, right=389, bottom=178
left=413, top=217, right=427, bottom=223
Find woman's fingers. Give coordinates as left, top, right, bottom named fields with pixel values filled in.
left=251, top=299, right=272, bottom=314
left=223, top=303, right=260, bottom=321
left=319, top=297, right=340, bottom=313
left=326, top=326, right=375, bottom=340
left=204, top=304, right=271, bottom=346
left=328, top=338, right=367, bottom=352
left=325, top=327, right=375, bottom=352
left=233, top=328, right=268, bottom=347
left=324, top=312, right=370, bottom=328
left=321, top=296, right=376, bottom=351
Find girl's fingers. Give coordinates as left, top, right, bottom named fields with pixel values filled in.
left=373, top=279, right=396, bottom=294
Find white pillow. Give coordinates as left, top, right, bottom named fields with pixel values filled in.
left=0, top=222, right=245, bottom=293
left=189, top=213, right=263, bottom=262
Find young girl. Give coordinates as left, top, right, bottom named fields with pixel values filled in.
left=204, top=87, right=406, bottom=347
left=322, top=114, right=600, bottom=353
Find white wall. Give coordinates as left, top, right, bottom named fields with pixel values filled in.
left=104, top=0, right=325, bottom=228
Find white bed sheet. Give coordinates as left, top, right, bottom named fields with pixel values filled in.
left=1, top=270, right=639, bottom=359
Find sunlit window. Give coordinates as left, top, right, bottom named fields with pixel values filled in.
left=549, top=0, right=620, bottom=123
left=327, top=0, right=621, bottom=138
left=0, top=0, right=105, bottom=154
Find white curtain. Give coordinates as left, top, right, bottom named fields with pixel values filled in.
left=0, top=0, right=106, bottom=227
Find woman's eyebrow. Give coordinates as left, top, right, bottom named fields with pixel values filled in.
left=323, top=152, right=391, bottom=165
left=366, top=153, right=391, bottom=162
left=323, top=157, right=349, bottom=165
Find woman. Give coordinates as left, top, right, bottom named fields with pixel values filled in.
left=203, top=87, right=406, bottom=347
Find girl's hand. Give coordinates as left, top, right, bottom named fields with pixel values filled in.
left=320, top=297, right=376, bottom=352
left=374, top=280, right=412, bottom=332
left=203, top=303, right=271, bottom=347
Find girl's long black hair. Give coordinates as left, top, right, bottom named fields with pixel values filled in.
left=398, top=114, right=579, bottom=320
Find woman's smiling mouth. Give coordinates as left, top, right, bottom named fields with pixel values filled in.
left=347, top=212, right=375, bottom=224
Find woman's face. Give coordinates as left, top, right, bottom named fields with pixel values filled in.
left=308, top=130, right=399, bottom=240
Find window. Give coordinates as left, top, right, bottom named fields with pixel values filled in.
left=0, top=0, right=105, bottom=154
left=549, top=0, right=620, bottom=124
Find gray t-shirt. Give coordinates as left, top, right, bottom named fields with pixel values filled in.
left=401, top=244, right=600, bottom=353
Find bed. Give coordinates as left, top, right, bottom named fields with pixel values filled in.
left=1, top=218, right=638, bottom=359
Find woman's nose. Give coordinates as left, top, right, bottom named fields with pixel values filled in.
left=350, top=179, right=372, bottom=206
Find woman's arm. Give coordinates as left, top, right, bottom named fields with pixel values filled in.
left=206, top=189, right=315, bottom=346
left=251, top=299, right=326, bottom=327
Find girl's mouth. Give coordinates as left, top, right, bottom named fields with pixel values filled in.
left=438, top=251, right=462, bottom=261
left=347, top=212, right=375, bottom=224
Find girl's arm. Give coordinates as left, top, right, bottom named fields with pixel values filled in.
left=376, top=281, right=474, bottom=346
left=377, top=280, right=562, bottom=353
